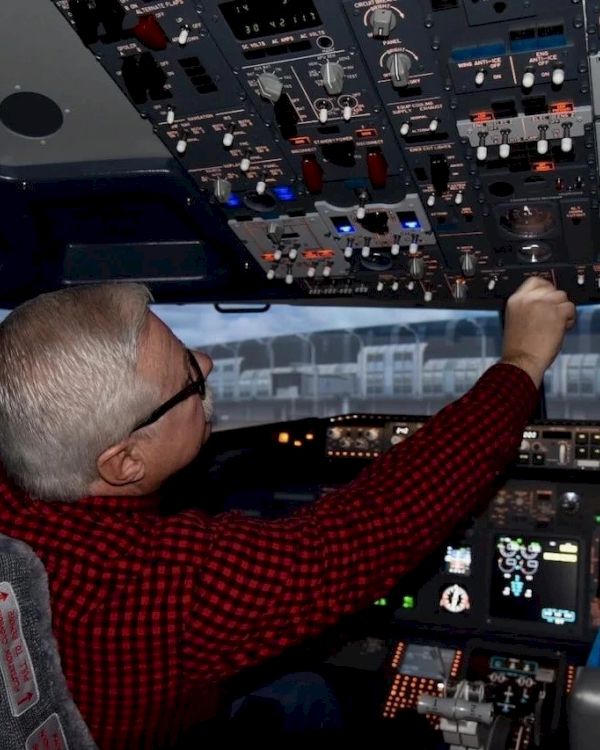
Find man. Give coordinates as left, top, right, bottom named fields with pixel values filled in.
left=0, top=278, right=574, bottom=749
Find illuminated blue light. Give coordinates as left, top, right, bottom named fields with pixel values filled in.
left=338, top=224, right=356, bottom=234
left=401, top=219, right=421, bottom=230
left=273, top=185, right=297, bottom=202
left=226, top=193, right=242, bottom=207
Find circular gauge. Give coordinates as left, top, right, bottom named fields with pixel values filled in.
left=517, top=241, right=552, bottom=263
left=499, top=204, right=556, bottom=238
left=440, top=584, right=471, bottom=614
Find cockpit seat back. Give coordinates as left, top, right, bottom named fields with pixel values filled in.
left=0, top=533, right=98, bottom=749
left=568, top=667, right=600, bottom=750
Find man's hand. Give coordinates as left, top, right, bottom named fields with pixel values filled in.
left=501, top=277, right=576, bottom=388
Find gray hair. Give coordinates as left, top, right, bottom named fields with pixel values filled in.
left=0, top=283, right=162, bottom=501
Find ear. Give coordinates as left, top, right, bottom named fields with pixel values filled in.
left=96, top=440, right=146, bottom=487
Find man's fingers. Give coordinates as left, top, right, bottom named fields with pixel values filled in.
left=517, top=276, right=555, bottom=293
left=559, top=300, right=576, bottom=328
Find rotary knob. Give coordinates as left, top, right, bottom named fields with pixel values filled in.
left=453, top=279, right=468, bottom=301
left=386, top=53, right=412, bottom=88
left=371, top=8, right=397, bottom=38
left=408, top=257, right=425, bottom=280
left=320, top=61, right=344, bottom=95
left=257, top=72, right=283, bottom=103
left=460, top=252, right=477, bottom=277
left=213, top=178, right=232, bottom=203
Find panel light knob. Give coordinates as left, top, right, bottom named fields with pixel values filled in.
left=166, top=106, right=175, bottom=125
left=371, top=8, right=397, bottom=38
left=386, top=52, right=412, bottom=88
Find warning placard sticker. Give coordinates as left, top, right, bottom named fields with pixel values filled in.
left=26, top=713, right=69, bottom=750
left=0, top=581, right=39, bottom=716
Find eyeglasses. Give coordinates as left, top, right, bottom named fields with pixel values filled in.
left=131, top=349, right=206, bottom=433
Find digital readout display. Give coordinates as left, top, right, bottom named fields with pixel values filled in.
left=219, top=0, right=323, bottom=40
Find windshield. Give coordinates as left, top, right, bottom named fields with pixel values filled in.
left=153, top=304, right=502, bottom=430
left=2, top=303, right=597, bottom=429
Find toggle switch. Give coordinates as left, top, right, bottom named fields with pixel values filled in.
left=178, top=25, right=190, bottom=46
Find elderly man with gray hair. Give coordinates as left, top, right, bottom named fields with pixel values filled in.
left=0, top=277, right=574, bottom=749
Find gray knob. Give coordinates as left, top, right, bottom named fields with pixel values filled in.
left=386, top=53, right=412, bottom=88
left=266, top=222, right=284, bottom=244
left=409, top=257, right=425, bottom=280
left=320, top=62, right=344, bottom=96
left=453, top=280, right=468, bottom=301
left=213, top=178, right=232, bottom=203
left=257, top=72, right=283, bottom=103
left=460, top=253, right=477, bottom=277
left=371, top=8, right=397, bottom=38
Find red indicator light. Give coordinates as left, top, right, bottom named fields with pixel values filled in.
left=132, top=14, right=170, bottom=51
left=303, top=249, right=335, bottom=260
left=355, top=127, right=378, bottom=139
left=289, top=136, right=312, bottom=146
left=533, top=161, right=555, bottom=172
left=470, top=111, right=493, bottom=123
left=550, top=101, right=574, bottom=114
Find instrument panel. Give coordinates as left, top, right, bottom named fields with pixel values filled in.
left=2, top=1, right=600, bottom=305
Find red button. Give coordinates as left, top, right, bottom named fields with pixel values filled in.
left=132, top=14, right=170, bottom=51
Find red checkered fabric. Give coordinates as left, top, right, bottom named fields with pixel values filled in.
left=0, top=363, right=537, bottom=749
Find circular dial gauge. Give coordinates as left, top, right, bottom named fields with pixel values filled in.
left=499, top=204, right=556, bottom=238
left=440, top=584, right=471, bottom=613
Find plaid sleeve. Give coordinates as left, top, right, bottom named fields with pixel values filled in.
left=182, top=363, right=538, bottom=682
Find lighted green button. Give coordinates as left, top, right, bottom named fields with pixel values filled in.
left=595, top=515, right=600, bottom=524
left=402, top=595, right=415, bottom=609
left=373, top=598, right=388, bottom=607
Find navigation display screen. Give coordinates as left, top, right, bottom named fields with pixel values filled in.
left=490, top=535, right=579, bottom=626
left=219, top=0, right=323, bottom=40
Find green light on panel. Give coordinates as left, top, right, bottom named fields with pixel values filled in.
left=402, top=596, right=415, bottom=609
left=374, top=598, right=388, bottom=607
left=595, top=515, right=600, bottom=524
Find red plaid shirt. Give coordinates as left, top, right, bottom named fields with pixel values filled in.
left=0, top=364, right=537, bottom=749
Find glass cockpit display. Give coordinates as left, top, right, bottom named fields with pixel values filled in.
left=490, top=536, right=579, bottom=626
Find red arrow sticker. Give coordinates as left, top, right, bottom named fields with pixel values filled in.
left=0, top=582, right=40, bottom=716
left=26, top=713, right=69, bottom=750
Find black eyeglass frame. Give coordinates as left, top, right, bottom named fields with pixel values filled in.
left=131, top=349, right=206, bottom=433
